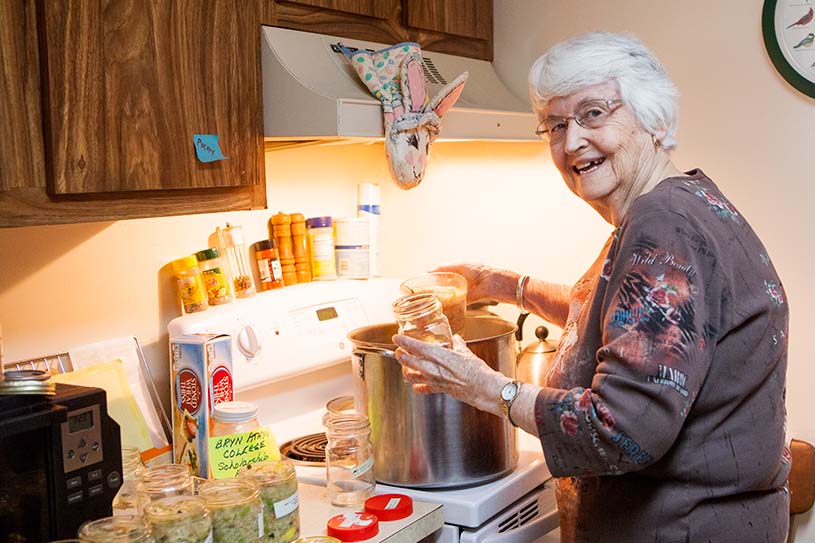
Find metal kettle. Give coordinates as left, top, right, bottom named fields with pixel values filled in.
left=515, top=313, right=558, bottom=386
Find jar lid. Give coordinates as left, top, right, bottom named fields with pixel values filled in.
left=171, top=255, right=198, bottom=273
left=143, top=495, right=208, bottom=524
left=78, top=515, right=152, bottom=542
left=238, top=458, right=296, bottom=483
left=252, top=239, right=276, bottom=252
left=213, top=400, right=258, bottom=422
left=306, top=216, right=332, bottom=229
left=364, top=494, right=413, bottom=521
left=326, top=512, right=379, bottom=542
left=195, top=247, right=221, bottom=261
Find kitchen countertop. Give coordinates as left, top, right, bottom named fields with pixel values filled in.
left=298, top=482, right=444, bottom=542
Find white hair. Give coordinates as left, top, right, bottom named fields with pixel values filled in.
left=529, top=32, right=679, bottom=150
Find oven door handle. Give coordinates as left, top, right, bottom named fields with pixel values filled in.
left=477, top=509, right=559, bottom=543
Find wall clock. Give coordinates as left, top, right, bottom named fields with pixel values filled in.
left=762, top=0, right=815, bottom=98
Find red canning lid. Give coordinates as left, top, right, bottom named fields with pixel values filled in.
left=326, top=511, right=379, bottom=542
left=364, top=493, right=413, bottom=521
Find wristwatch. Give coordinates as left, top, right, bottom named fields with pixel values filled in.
left=500, top=380, right=522, bottom=426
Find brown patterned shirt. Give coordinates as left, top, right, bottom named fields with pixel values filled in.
left=536, top=170, right=790, bottom=543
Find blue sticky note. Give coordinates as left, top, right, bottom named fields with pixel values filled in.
left=193, top=134, right=227, bottom=162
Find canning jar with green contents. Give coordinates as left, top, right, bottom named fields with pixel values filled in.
left=143, top=495, right=213, bottom=543
left=238, top=459, right=300, bottom=542
left=78, top=515, right=154, bottom=543
left=200, top=478, right=264, bottom=543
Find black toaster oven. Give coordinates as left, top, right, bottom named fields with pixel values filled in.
left=0, top=382, right=122, bottom=542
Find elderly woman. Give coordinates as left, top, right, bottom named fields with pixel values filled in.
left=393, top=32, right=790, bottom=542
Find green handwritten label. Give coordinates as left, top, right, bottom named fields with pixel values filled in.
left=208, top=427, right=280, bottom=478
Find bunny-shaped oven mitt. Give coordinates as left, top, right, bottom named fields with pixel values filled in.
left=339, top=42, right=467, bottom=190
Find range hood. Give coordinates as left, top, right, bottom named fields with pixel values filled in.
left=261, top=26, right=537, bottom=142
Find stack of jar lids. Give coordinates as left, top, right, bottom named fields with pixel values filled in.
left=326, top=494, right=413, bottom=541
left=0, top=369, right=55, bottom=396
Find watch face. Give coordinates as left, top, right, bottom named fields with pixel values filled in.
left=501, top=381, right=518, bottom=401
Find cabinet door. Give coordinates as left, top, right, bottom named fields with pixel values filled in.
left=271, top=0, right=492, bottom=60
left=403, top=0, right=491, bottom=41
left=40, top=0, right=264, bottom=195
left=0, top=0, right=46, bottom=193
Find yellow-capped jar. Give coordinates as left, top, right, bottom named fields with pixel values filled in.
left=171, top=255, right=208, bottom=314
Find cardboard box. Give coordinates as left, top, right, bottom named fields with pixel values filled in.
left=169, top=333, right=233, bottom=478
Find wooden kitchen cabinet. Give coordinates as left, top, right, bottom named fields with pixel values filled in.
left=0, top=0, right=266, bottom=227
left=269, top=0, right=493, bottom=61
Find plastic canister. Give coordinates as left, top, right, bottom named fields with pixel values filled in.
left=306, top=216, right=337, bottom=281
left=195, top=248, right=233, bottom=305
left=171, top=255, right=208, bottom=314
left=357, top=183, right=380, bottom=277
left=333, top=217, right=370, bottom=279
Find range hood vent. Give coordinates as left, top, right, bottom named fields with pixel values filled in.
left=261, top=26, right=537, bottom=142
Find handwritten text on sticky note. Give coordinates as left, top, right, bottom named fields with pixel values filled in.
left=193, top=134, right=227, bottom=163
left=208, top=427, right=280, bottom=478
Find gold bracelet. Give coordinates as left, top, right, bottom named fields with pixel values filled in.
left=516, top=275, right=530, bottom=314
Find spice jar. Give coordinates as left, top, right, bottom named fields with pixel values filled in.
left=324, top=413, right=375, bottom=507
left=199, top=478, right=264, bottom=543
left=306, top=216, right=337, bottom=281
left=212, top=400, right=260, bottom=437
left=171, top=256, right=208, bottom=314
left=270, top=212, right=297, bottom=286
left=136, top=464, right=195, bottom=514
left=217, top=223, right=256, bottom=298
left=78, top=515, right=154, bottom=543
left=143, top=496, right=213, bottom=543
left=392, top=292, right=453, bottom=346
left=195, top=247, right=233, bottom=305
left=238, top=459, right=301, bottom=543
left=290, top=213, right=311, bottom=283
left=112, top=447, right=146, bottom=516
left=252, top=239, right=284, bottom=291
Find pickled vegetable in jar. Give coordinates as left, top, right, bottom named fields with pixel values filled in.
left=196, top=247, right=233, bottom=305
left=238, top=459, right=300, bottom=542
left=143, top=495, right=213, bottom=543
left=171, top=256, right=208, bottom=314
left=78, top=515, right=154, bottom=543
left=200, top=478, right=264, bottom=543
left=392, top=292, right=453, bottom=346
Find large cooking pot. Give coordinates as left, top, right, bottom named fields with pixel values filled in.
left=348, top=316, right=518, bottom=489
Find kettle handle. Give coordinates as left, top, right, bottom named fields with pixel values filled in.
left=515, top=312, right=530, bottom=342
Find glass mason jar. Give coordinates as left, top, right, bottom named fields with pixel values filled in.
left=392, top=292, right=453, bottom=346
left=211, top=400, right=260, bottom=437
left=78, top=515, right=154, bottom=543
left=238, top=459, right=301, bottom=542
left=112, top=447, right=146, bottom=516
left=143, top=495, right=213, bottom=543
left=199, top=478, right=264, bottom=543
left=324, top=413, right=375, bottom=507
left=136, top=464, right=195, bottom=514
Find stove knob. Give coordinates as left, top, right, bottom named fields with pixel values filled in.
left=237, top=325, right=261, bottom=359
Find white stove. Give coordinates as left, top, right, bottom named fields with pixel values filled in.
left=168, top=279, right=560, bottom=542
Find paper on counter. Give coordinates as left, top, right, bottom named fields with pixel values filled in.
left=69, top=336, right=171, bottom=463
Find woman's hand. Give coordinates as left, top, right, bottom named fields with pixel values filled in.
left=431, top=263, right=502, bottom=304
left=393, top=333, right=507, bottom=415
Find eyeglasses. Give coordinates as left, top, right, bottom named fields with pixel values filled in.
left=535, top=99, right=623, bottom=144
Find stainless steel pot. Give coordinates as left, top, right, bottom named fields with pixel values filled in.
left=348, top=316, right=518, bottom=489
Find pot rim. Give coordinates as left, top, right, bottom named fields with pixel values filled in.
left=348, top=316, right=517, bottom=350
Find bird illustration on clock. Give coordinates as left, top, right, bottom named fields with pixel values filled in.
left=787, top=7, right=814, bottom=28
left=793, top=33, right=815, bottom=48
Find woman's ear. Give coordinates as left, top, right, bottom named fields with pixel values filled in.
left=401, top=54, right=427, bottom=113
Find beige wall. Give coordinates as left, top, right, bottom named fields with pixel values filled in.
left=0, top=0, right=812, bottom=535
